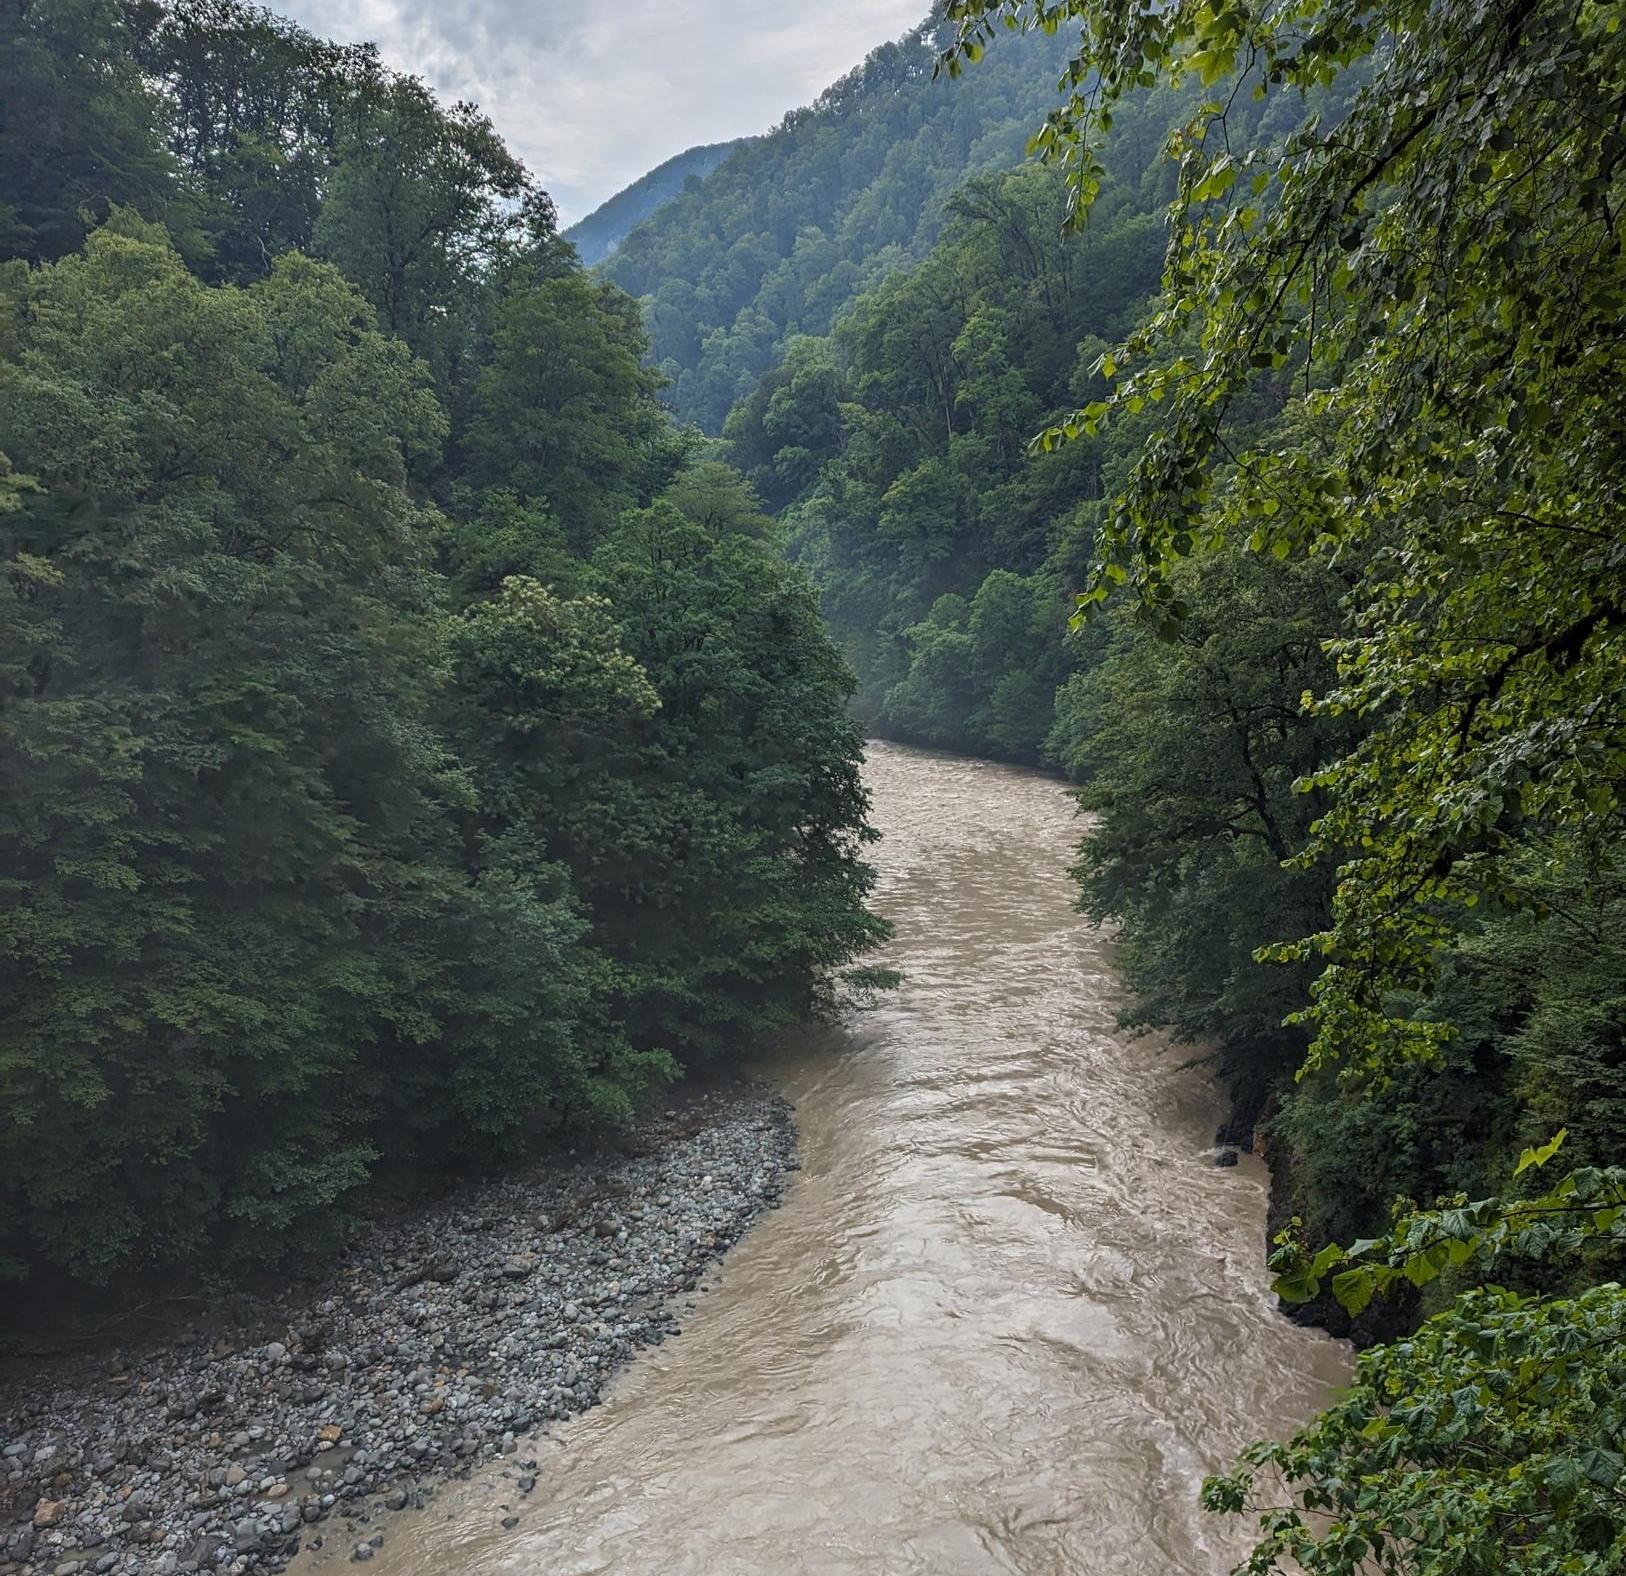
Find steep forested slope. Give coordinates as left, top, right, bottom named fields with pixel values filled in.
left=721, top=80, right=1218, bottom=758
left=0, top=0, right=887, bottom=1300
left=597, top=17, right=1076, bottom=430
left=563, top=139, right=747, bottom=266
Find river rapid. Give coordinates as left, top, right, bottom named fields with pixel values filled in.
left=300, top=741, right=1348, bottom=1576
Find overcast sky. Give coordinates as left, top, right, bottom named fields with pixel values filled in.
left=277, top=0, right=933, bottom=223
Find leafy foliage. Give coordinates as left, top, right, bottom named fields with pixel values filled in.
left=1063, top=551, right=1355, bottom=1108
left=0, top=0, right=887, bottom=1298
left=1206, top=1277, right=1625, bottom=1575
left=0, top=219, right=452, bottom=1275
left=937, top=0, right=1626, bottom=1566
left=0, top=0, right=203, bottom=264
left=466, top=272, right=669, bottom=540
left=1212, top=1141, right=1626, bottom=1572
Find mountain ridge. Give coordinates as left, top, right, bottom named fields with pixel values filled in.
left=564, top=138, right=749, bottom=266
left=595, top=17, right=1076, bottom=431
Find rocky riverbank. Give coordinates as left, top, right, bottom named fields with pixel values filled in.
left=0, top=1086, right=797, bottom=1576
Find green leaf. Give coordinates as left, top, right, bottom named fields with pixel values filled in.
left=1514, top=1130, right=1568, bottom=1176
left=1331, top=1266, right=1376, bottom=1317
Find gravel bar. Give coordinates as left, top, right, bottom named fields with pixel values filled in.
left=1, top=1085, right=798, bottom=1575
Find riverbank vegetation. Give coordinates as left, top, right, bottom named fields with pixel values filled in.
left=938, top=0, right=1625, bottom=1566
left=0, top=0, right=887, bottom=1307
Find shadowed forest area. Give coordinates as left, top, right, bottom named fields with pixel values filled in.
left=0, top=0, right=888, bottom=1301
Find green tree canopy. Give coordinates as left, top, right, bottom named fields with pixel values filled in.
left=945, top=0, right=1624, bottom=1073
left=467, top=272, right=670, bottom=541
left=0, top=218, right=449, bottom=1275
left=0, top=0, right=201, bottom=264
left=0, top=2, right=890, bottom=1303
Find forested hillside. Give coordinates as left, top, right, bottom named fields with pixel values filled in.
left=0, top=0, right=887, bottom=1300
left=596, top=18, right=1076, bottom=430
left=736, top=138, right=1173, bottom=753
left=563, top=140, right=747, bottom=266
left=721, top=71, right=1305, bottom=754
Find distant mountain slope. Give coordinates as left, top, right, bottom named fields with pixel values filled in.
left=600, top=17, right=1075, bottom=431
left=564, top=140, right=748, bottom=266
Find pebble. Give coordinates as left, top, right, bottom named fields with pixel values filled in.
left=0, top=1089, right=796, bottom=1576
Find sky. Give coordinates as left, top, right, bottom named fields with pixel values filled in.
left=277, top=0, right=933, bottom=224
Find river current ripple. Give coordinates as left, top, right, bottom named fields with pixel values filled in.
left=302, top=742, right=1347, bottom=1576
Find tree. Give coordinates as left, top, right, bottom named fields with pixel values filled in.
left=0, top=5, right=893, bottom=1312
left=723, top=336, right=845, bottom=509
left=446, top=575, right=673, bottom=1125
left=128, top=0, right=383, bottom=283
left=0, top=0, right=200, bottom=264
left=466, top=271, right=669, bottom=542
left=658, top=459, right=775, bottom=540
left=943, top=0, right=1626, bottom=1565
left=311, top=72, right=536, bottom=383
left=944, top=0, right=1624, bottom=1074
left=0, top=218, right=448, bottom=1277
left=728, top=145, right=1168, bottom=761
left=1054, top=551, right=1354, bottom=1110
left=582, top=498, right=891, bottom=1060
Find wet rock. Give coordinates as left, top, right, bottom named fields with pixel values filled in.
left=184, top=1534, right=222, bottom=1567
left=1214, top=1148, right=1241, bottom=1168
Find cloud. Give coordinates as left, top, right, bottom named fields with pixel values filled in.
left=275, top=0, right=932, bottom=222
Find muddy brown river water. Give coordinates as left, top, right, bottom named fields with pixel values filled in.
left=295, top=741, right=1348, bottom=1576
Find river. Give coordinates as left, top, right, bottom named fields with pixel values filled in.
left=297, top=741, right=1348, bottom=1575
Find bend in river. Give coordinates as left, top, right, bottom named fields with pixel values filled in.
left=295, top=741, right=1348, bottom=1575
